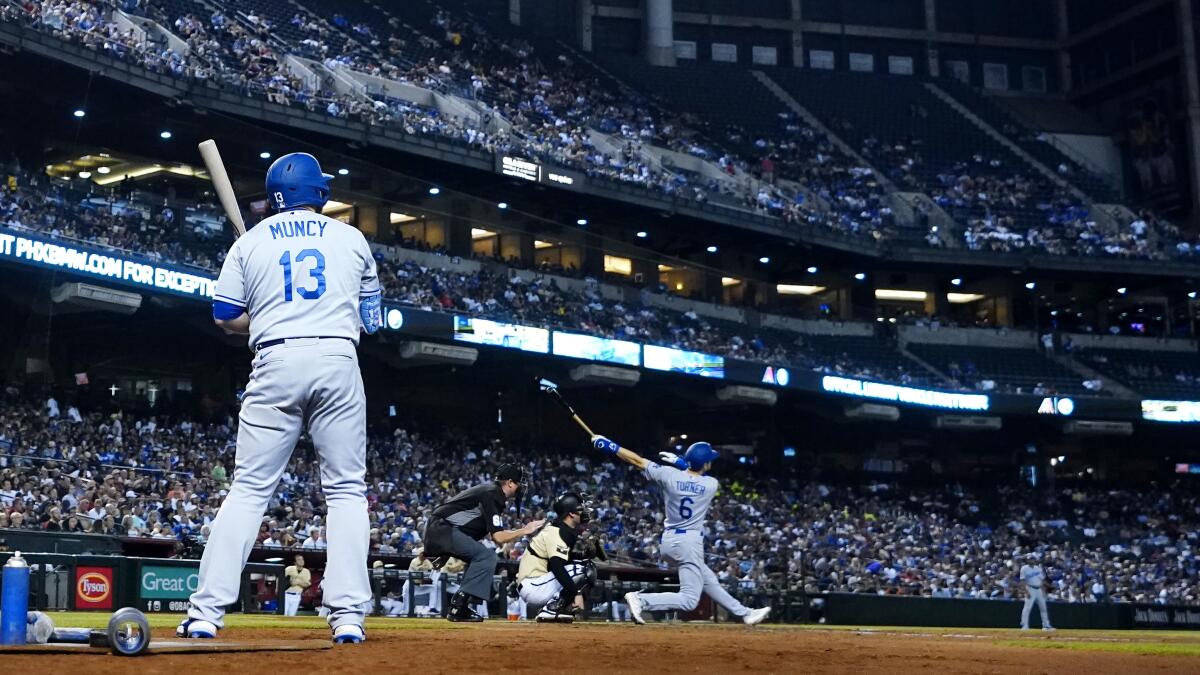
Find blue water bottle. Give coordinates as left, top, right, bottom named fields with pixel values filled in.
left=1, top=551, right=30, bottom=645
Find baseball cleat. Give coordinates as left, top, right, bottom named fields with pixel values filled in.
left=176, top=618, right=218, bottom=638
left=1042, top=626, right=1056, bottom=632
left=743, top=607, right=771, bottom=626
left=447, top=607, right=485, bottom=623
left=332, top=624, right=366, bottom=644
left=624, top=591, right=645, bottom=625
left=535, top=608, right=575, bottom=623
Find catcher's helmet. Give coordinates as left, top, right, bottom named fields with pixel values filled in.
left=265, top=152, right=333, bottom=211
left=553, top=492, right=594, bottom=523
left=683, top=441, right=719, bottom=471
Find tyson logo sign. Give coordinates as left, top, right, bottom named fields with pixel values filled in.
left=75, top=567, right=114, bottom=608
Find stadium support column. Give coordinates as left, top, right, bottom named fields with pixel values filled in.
left=510, top=0, right=521, bottom=26
left=789, top=0, right=803, bottom=67
left=645, top=0, right=676, bottom=67
left=1177, top=0, right=1200, bottom=217
left=579, top=0, right=593, bottom=51
left=1054, top=0, right=1071, bottom=94
left=447, top=197, right=473, bottom=259
left=923, top=0, right=939, bottom=77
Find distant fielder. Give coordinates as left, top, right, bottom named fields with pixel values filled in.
left=177, top=152, right=382, bottom=644
left=1019, top=552, right=1054, bottom=631
left=589, top=435, right=770, bottom=626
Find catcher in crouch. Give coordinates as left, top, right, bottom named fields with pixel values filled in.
left=515, top=492, right=605, bottom=622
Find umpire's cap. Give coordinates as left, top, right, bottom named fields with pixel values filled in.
left=553, top=492, right=594, bottom=523
left=495, top=463, right=523, bottom=484
left=684, top=442, right=719, bottom=471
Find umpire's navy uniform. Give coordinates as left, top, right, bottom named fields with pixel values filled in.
left=424, top=464, right=520, bottom=621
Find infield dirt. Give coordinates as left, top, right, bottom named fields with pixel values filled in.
left=6, top=617, right=1200, bottom=674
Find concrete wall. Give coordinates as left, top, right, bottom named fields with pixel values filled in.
left=760, top=315, right=875, bottom=336
left=1045, top=132, right=1124, bottom=188
left=1064, top=333, right=1198, bottom=353
left=899, top=324, right=1036, bottom=347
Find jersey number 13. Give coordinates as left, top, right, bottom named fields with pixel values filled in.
left=278, top=249, right=326, bottom=301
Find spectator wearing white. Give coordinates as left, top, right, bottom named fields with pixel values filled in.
left=1019, top=553, right=1054, bottom=631
left=302, top=527, right=328, bottom=549
left=283, top=554, right=311, bottom=617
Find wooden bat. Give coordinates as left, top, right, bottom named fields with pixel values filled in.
left=198, top=139, right=246, bottom=237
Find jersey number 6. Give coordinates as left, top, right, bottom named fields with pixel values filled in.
left=679, top=497, right=694, bottom=519
left=279, top=249, right=327, bottom=301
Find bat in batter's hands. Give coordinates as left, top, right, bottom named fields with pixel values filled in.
left=198, top=139, right=247, bottom=237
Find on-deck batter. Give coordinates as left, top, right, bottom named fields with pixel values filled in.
left=589, top=435, right=771, bottom=626
left=177, top=152, right=381, bottom=644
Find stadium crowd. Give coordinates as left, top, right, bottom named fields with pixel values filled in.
left=0, top=392, right=1197, bottom=606
left=12, top=0, right=1191, bottom=257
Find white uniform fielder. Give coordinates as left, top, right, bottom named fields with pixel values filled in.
left=188, top=209, right=380, bottom=631
left=1020, top=563, right=1053, bottom=630
left=635, top=463, right=751, bottom=618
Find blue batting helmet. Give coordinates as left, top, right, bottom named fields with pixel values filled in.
left=265, top=152, right=333, bottom=211
left=684, top=441, right=719, bottom=471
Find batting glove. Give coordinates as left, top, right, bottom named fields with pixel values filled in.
left=359, top=292, right=382, bottom=335
left=591, top=435, right=619, bottom=455
left=658, top=451, right=689, bottom=471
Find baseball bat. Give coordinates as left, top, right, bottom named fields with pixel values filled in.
left=198, top=139, right=247, bottom=238
left=537, top=378, right=595, bottom=436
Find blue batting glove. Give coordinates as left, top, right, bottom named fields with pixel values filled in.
left=360, top=292, right=382, bottom=335
left=591, top=435, right=619, bottom=455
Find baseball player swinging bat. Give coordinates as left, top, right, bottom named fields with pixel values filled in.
left=198, top=139, right=247, bottom=237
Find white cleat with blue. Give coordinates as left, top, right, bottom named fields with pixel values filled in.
left=176, top=618, right=218, bottom=639
left=332, top=624, right=366, bottom=644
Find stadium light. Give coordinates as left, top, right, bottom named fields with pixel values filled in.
left=96, top=166, right=110, bottom=174
left=77, top=171, right=92, bottom=179
left=807, top=266, right=818, bottom=274
left=1025, top=282, right=1036, bottom=290
left=497, top=202, right=508, bottom=210
left=338, top=168, right=350, bottom=176
left=759, top=256, right=770, bottom=264
left=636, top=231, right=647, bottom=238
left=72, top=109, right=86, bottom=118
left=259, top=151, right=271, bottom=159
left=706, top=245, right=718, bottom=253
left=1050, top=458, right=1058, bottom=466
left=1190, top=291, right=1198, bottom=299
left=576, top=218, right=588, bottom=226
left=428, top=187, right=440, bottom=195
left=950, top=277, right=962, bottom=286
left=159, top=130, right=172, bottom=139
left=854, top=273, right=866, bottom=281
left=1117, top=287, right=1127, bottom=295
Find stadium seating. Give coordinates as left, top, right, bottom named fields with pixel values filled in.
left=906, top=343, right=1089, bottom=395
left=1076, top=347, right=1200, bottom=399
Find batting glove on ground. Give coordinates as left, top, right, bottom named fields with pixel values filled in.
left=591, top=435, right=619, bottom=455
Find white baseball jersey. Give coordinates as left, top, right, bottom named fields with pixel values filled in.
left=635, top=463, right=750, bottom=619
left=1020, top=564, right=1045, bottom=588
left=188, top=207, right=378, bottom=634
left=214, top=209, right=380, bottom=347
left=643, top=463, right=718, bottom=530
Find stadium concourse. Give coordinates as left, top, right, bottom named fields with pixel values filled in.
left=2, top=165, right=1198, bottom=399
left=1, top=390, right=1199, bottom=608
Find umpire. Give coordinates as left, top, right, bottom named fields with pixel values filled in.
left=423, top=463, right=545, bottom=622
